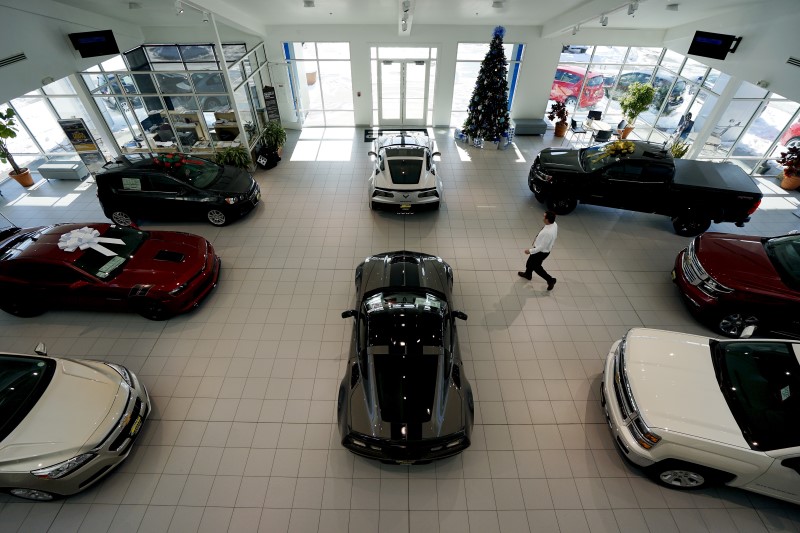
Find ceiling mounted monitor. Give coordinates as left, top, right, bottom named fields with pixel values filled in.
left=687, top=31, right=741, bottom=61
left=68, top=30, right=120, bottom=58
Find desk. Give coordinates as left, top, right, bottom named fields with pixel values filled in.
left=585, top=119, right=610, bottom=132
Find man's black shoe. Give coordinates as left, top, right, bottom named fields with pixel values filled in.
left=517, top=272, right=532, bottom=280
left=547, top=278, right=557, bottom=291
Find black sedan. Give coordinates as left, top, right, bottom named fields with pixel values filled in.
left=95, top=153, right=260, bottom=227
left=338, top=251, right=473, bottom=464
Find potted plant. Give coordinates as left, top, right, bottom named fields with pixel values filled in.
left=778, top=146, right=800, bottom=190
left=547, top=101, right=569, bottom=138
left=670, top=140, right=690, bottom=159
left=0, top=108, right=34, bottom=187
left=257, top=120, right=286, bottom=170
left=619, top=82, right=655, bottom=139
left=215, top=145, right=251, bottom=170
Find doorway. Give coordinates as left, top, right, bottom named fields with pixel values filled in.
left=371, top=47, right=436, bottom=127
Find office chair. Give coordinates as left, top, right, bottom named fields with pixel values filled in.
left=563, top=118, right=588, bottom=147
left=612, top=119, right=627, bottom=139
left=587, top=110, right=603, bottom=121
left=590, top=128, right=613, bottom=145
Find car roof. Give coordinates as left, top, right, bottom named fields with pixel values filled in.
left=558, top=64, right=602, bottom=78
left=0, top=223, right=112, bottom=264
left=359, top=251, right=449, bottom=299
left=376, top=134, right=430, bottom=151
left=97, top=153, right=215, bottom=176
left=589, top=141, right=673, bottom=162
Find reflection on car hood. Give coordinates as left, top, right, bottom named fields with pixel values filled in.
left=205, top=166, right=254, bottom=194
left=119, top=232, right=208, bottom=286
left=0, top=359, right=125, bottom=469
left=538, top=148, right=583, bottom=173
left=696, top=233, right=792, bottom=295
left=624, top=328, right=748, bottom=448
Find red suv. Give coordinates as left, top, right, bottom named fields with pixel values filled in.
left=673, top=232, right=800, bottom=338
left=780, top=121, right=800, bottom=148
left=550, top=65, right=605, bottom=109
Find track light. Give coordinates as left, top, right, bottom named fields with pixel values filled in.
left=492, top=1, right=504, bottom=7
left=402, top=0, right=411, bottom=12
left=202, top=11, right=209, bottom=22
left=402, top=19, right=408, bottom=31
left=174, top=0, right=183, bottom=14
left=600, top=14, right=608, bottom=26
left=627, top=1, right=638, bottom=15
left=572, top=26, right=578, bottom=35
left=303, top=0, right=315, bottom=7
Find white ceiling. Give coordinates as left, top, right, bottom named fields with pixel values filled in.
left=54, top=0, right=770, bottom=35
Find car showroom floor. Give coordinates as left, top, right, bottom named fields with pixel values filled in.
left=0, top=128, right=799, bottom=533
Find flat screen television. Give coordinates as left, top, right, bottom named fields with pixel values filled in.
left=68, top=30, right=120, bottom=58
left=687, top=31, right=740, bottom=61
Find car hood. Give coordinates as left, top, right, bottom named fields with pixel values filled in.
left=623, top=328, right=749, bottom=448
left=0, top=359, right=126, bottom=469
left=537, top=148, right=584, bottom=173
left=120, top=232, right=209, bottom=286
left=346, top=355, right=466, bottom=441
left=205, top=166, right=254, bottom=194
left=696, top=233, right=791, bottom=294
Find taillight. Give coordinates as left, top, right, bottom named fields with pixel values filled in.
left=746, top=199, right=761, bottom=216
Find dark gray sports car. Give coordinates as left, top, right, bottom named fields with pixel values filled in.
left=338, top=251, right=473, bottom=464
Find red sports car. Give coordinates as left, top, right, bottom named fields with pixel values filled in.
left=673, top=232, right=800, bottom=337
left=0, top=223, right=220, bottom=320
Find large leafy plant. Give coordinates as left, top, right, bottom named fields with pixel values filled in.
left=778, top=146, right=800, bottom=177
left=215, top=146, right=251, bottom=169
left=0, top=108, right=25, bottom=175
left=620, top=82, right=656, bottom=125
left=547, top=101, right=569, bottom=125
left=261, top=121, right=286, bottom=151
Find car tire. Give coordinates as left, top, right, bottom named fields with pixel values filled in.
left=716, top=311, right=759, bottom=338
left=207, top=209, right=227, bottom=226
left=785, top=137, right=800, bottom=149
left=134, top=299, right=171, bottom=321
left=533, top=190, right=546, bottom=203
left=671, top=213, right=711, bottom=237
left=646, top=460, right=729, bottom=491
left=565, top=96, right=578, bottom=108
left=434, top=201, right=441, bottom=210
left=0, top=295, right=46, bottom=318
left=111, top=211, right=135, bottom=227
left=546, top=196, right=577, bottom=215
left=203, top=97, right=221, bottom=110
left=370, top=201, right=378, bottom=211
left=7, top=488, right=61, bottom=501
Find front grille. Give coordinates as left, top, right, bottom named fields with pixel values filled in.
left=109, top=398, right=143, bottom=452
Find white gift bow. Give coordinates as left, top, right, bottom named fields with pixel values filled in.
left=58, top=227, right=126, bottom=257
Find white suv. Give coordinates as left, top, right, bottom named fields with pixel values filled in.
left=602, top=327, right=800, bottom=504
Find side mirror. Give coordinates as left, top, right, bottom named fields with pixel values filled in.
left=341, top=309, right=357, bottom=319
left=452, top=311, right=468, bottom=321
left=740, top=325, right=756, bottom=339
left=432, top=151, right=441, bottom=159
left=368, top=151, right=378, bottom=159
left=375, top=169, right=380, bottom=175
left=34, top=342, right=47, bottom=356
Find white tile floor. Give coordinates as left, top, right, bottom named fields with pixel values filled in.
left=1, top=128, right=800, bottom=533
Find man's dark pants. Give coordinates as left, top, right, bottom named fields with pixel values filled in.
left=523, top=252, right=554, bottom=283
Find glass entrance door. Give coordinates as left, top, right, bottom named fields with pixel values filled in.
left=378, top=60, right=428, bottom=127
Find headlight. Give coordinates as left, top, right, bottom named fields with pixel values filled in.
left=630, top=417, right=662, bottom=450
left=170, top=282, right=190, bottom=295
left=31, top=453, right=96, bottom=479
left=223, top=196, right=243, bottom=205
left=106, top=363, right=133, bottom=387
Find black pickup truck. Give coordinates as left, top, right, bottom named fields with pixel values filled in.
left=528, top=141, right=763, bottom=236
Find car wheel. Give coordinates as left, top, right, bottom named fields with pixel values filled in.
left=207, top=209, right=227, bottom=226
left=646, top=460, right=727, bottom=491
left=8, top=488, right=60, bottom=501
left=533, top=190, right=546, bottom=203
left=716, top=311, right=759, bottom=338
left=671, top=213, right=711, bottom=237
left=565, top=96, right=578, bottom=108
left=546, top=196, right=577, bottom=215
left=370, top=201, right=378, bottom=211
left=203, top=97, right=221, bottom=110
left=785, top=137, right=800, bottom=149
left=434, top=201, right=441, bottom=210
left=135, top=299, right=171, bottom=321
left=0, top=296, right=46, bottom=318
left=111, top=211, right=134, bottom=226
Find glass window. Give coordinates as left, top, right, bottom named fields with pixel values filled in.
left=146, top=45, right=181, bottom=63
left=155, top=73, right=192, bottom=94
left=222, top=44, right=247, bottom=62
left=317, top=42, right=350, bottom=60
left=10, top=98, right=72, bottom=154
left=626, top=47, right=662, bottom=65
left=100, top=56, right=126, bottom=71
left=179, top=44, right=215, bottom=62
left=41, top=77, right=76, bottom=96
left=732, top=100, right=800, bottom=159
left=73, top=226, right=146, bottom=279
left=735, top=81, right=770, bottom=99
left=0, top=355, right=55, bottom=442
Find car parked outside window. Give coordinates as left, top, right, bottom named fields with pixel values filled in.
left=550, top=65, right=605, bottom=109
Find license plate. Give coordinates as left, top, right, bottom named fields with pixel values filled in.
left=129, top=416, right=143, bottom=437
left=396, top=460, right=415, bottom=465
left=256, top=191, right=261, bottom=201
left=400, top=204, right=411, bottom=210
left=671, top=269, right=676, bottom=281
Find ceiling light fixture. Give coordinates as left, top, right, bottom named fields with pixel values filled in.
left=572, top=25, right=578, bottom=35
left=666, top=3, right=679, bottom=11
left=600, top=14, right=608, bottom=26
left=303, top=0, right=315, bottom=7
left=492, top=1, right=504, bottom=8
left=627, top=1, right=639, bottom=16
left=402, top=19, right=408, bottom=31
left=202, top=11, right=209, bottom=22
left=402, top=0, right=411, bottom=12
left=175, top=0, right=184, bottom=14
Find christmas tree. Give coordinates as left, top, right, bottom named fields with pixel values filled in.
left=462, top=26, right=510, bottom=143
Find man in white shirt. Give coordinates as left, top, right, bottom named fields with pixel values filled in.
left=518, top=210, right=558, bottom=290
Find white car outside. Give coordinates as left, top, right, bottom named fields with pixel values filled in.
left=602, top=327, right=800, bottom=504
left=367, top=132, right=442, bottom=212
left=0, top=346, right=150, bottom=500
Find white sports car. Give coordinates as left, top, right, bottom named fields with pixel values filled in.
left=367, top=132, right=442, bottom=212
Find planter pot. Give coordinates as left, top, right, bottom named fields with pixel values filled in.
left=9, top=168, right=34, bottom=187
left=554, top=122, right=569, bottom=138
left=780, top=171, right=800, bottom=191
left=620, top=125, right=635, bottom=139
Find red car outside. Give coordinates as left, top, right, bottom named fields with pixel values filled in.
left=673, top=232, right=800, bottom=338
left=0, top=223, right=220, bottom=320
left=550, top=65, right=605, bottom=109
left=780, top=121, right=800, bottom=149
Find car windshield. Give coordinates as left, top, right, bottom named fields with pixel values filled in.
left=73, top=226, right=148, bottom=280
left=764, top=234, right=800, bottom=291
left=0, top=354, right=56, bottom=441
left=364, top=292, right=444, bottom=423
left=579, top=144, right=614, bottom=172
left=152, top=155, right=221, bottom=189
left=586, top=75, right=604, bottom=87
left=712, top=341, right=800, bottom=451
